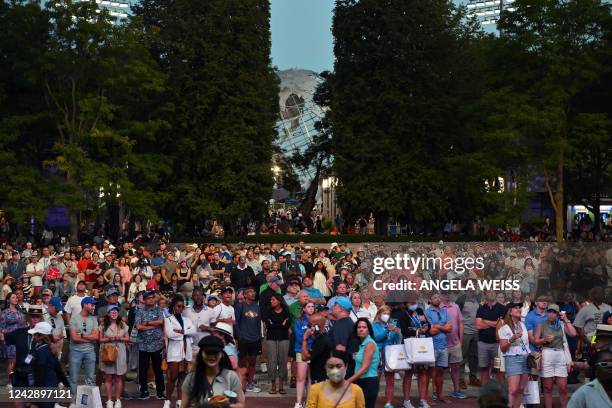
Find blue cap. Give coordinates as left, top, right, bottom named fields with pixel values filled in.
left=107, top=305, right=119, bottom=313
left=335, top=296, right=352, bottom=311
left=49, top=297, right=64, bottom=312
left=81, top=296, right=96, bottom=306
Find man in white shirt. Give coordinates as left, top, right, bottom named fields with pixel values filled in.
left=211, top=288, right=235, bottom=335
left=64, top=280, right=88, bottom=321
left=183, top=288, right=212, bottom=347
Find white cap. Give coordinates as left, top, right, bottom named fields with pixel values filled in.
left=28, top=322, right=53, bottom=335
left=330, top=242, right=339, bottom=250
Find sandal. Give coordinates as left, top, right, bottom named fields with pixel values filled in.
left=268, top=389, right=277, bottom=395
left=278, top=389, right=287, bottom=395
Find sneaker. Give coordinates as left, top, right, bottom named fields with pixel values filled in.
left=293, top=404, right=303, bottom=408
left=147, top=381, right=156, bottom=390
left=451, top=390, right=467, bottom=399
left=384, top=404, right=395, bottom=408
left=162, top=401, right=170, bottom=408
left=403, top=401, right=415, bottom=408
left=114, top=401, right=122, bottom=408
left=175, top=401, right=180, bottom=408
left=261, top=362, right=268, bottom=373
left=139, top=391, right=150, bottom=400
left=418, top=401, right=431, bottom=408
left=157, top=393, right=166, bottom=400
left=432, top=392, right=437, bottom=401
left=247, top=384, right=261, bottom=393
left=106, top=401, right=114, bottom=408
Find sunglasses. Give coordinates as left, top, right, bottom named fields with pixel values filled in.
left=595, top=361, right=612, bottom=369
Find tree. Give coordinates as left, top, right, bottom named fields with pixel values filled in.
left=134, top=0, right=279, bottom=234
left=494, top=0, right=612, bottom=241
left=42, top=0, right=169, bottom=239
left=0, top=0, right=54, bottom=225
left=291, top=71, right=333, bottom=220
left=330, top=0, right=488, bottom=234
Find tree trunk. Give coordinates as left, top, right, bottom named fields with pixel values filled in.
left=299, top=163, right=322, bottom=218
left=374, top=212, right=388, bottom=236
left=70, top=211, right=79, bottom=243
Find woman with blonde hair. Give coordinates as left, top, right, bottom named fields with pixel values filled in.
left=498, top=303, right=529, bottom=408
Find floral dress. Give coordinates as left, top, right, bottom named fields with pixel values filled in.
left=0, top=308, right=27, bottom=359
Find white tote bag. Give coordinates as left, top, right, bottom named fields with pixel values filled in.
left=76, top=385, right=103, bottom=408
left=384, top=344, right=412, bottom=372
left=404, top=337, right=435, bottom=364
left=523, top=380, right=540, bottom=405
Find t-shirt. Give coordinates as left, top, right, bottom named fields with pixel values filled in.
left=182, top=369, right=243, bottom=406
left=183, top=305, right=212, bottom=345
left=440, top=302, right=462, bottom=347
left=573, top=303, right=611, bottom=338
left=461, top=299, right=479, bottom=335
left=234, top=301, right=261, bottom=342
left=263, top=308, right=290, bottom=341
left=498, top=322, right=529, bottom=356
left=64, top=294, right=86, bottom=317
left=309, top=333, right=333, bottom=382
left=424, top=306, right=449, bottom=350
left=329, top=317, right=354, bottom=351
left=211, top=303, right=235, bottom=324
left=476, top=302, right=506, bottom=344
left=525, top=309, right=548, bottom=352
left=567, top=379, right=612, bottom=408
left=69, top=313, right=99, bottom=353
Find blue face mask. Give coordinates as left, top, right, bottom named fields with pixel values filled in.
left=408, top=304, right=418, bottom=312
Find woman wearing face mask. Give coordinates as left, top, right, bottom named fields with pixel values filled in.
left=391, top=300, right=431, bottom=408
left=535, top=304, right=577, bottom=408
left=305, top=351, right=365, bottom=408
left=372, top=306, right=402, bottom=408
left=347, top=318, right=379, bottom=408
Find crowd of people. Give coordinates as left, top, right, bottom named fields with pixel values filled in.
left=0, top=238, right=610, bottom=408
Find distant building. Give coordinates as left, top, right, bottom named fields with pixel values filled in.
left=466, top=0, right=516, bottom=26
left=74, top=0, right=131, bottom=23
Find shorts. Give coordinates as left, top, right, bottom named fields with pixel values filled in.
left=238, top=339, right=261, bottom=359
left=541, top=348, right=568, bottom=378
left=448, top=343, right=463, bottom=364
left=478, top=341, right=498, bottom=369
left=504, top=354, right=528, bottom=376
left=295, top=352, right=309, bottom=364
left=434, top=349, right=449, bottom=368
left=224, top=343, right=238, bottom=357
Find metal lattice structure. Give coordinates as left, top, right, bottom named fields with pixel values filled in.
left=275, top=69, right=326, bottom=181
left=466, top=0, right=516, bottom=26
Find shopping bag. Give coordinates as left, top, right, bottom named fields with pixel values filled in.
left=404, top=337, right=435, bottom=364
left=384, top=344, right=412, bottom=372
left=76, top=385, right=103, bottom=408
left=523, top=380, right=540, bottom=405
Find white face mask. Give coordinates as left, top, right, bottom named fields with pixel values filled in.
left=326, top=367, right=346, bottom=383
left=380, top=314, right=390, bottom=323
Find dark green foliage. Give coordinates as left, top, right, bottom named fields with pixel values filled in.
left=134, top=0, right=279, bottom=231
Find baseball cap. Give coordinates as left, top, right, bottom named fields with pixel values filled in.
left=81, top=297, right=96, bottom=306
left=198, top=335, right=224, bottom=353
left=268, top=276, right=282, bottom=286
left=143, top=290, right=156, bottom=299
left=207, top=295, right=220, bottom=302
left=105, top=287, right=119, bottom=297
left=335, top=296, right=352, bottom=311
left=220, top=287, right=233, bottom=295
left=547, top=304, right=560, bottom=313
left=42, top=288, right=53, bottom=297
left=28, top=322, right=53, bottom=335
left=107, top=305, right=120, bottom=313
left=49, top=297, right=64, bottom=312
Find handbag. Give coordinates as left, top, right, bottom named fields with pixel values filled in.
left=101, top=326, right=118, bottom=363
left=384, top=344, right=412, bottom=372
left=101, top=343, right=118, bottom=363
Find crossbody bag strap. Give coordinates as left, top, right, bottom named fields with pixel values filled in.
left=333, top=383, right=351, bottom=408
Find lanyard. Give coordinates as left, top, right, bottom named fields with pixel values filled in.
left=410, top=313, right=422, bottom=328
left=28, top=334, right=33, bottom=352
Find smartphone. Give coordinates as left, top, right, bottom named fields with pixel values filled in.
left=390, top=319, right=398, bottom=327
